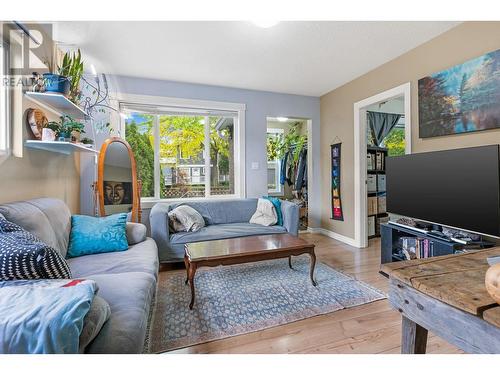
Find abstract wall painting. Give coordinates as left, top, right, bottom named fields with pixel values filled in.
left=418, top=48, right=500, bottom=138
left=331, top=143, right=344, bottom=221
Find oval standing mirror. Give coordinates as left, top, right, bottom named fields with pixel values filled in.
left=97, top=137, right=141, bottom=222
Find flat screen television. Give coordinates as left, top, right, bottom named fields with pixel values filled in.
left=385, top=145, right=500, bottom=237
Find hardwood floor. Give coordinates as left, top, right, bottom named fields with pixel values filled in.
left=160, top=233, right=462, bottom=354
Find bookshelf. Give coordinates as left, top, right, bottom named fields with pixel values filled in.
left=367, top=146, right=389, bottom=239
left=379, top=223, right=495, bottom=273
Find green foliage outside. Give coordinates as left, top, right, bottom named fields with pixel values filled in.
left=383, top=128, right=405, bottom=156
left=126, top=114, right=232, bottom=197
left=125, top=117, right=163, bottom=197
left=267, top=123, right=306, bottom=163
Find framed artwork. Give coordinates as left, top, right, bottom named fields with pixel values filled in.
left=331, top=143, right=344, bottom=221
left=103, top=181, right=133, bottom=206
left=418, top=48, right=500, bottom=138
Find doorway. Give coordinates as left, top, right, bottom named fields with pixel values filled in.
left=354, top=83, right=411, bottom=248
left=266, top=117, right=310, bottom=230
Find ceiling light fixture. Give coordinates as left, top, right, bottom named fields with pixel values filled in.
left=276, top=117, right=288, bottom=122
left=252, top=20, right=279, bottom=28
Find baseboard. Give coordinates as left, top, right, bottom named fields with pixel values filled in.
left=307, top=227, right=359, bottom=248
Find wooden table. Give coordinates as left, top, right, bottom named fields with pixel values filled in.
left=184, top=234, right=316, bottom=309
left=382, top=248, right=500, bottom=354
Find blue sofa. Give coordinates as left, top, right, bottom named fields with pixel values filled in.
left=0, top=198, right=158, bottom=354
left=150, top=198, right=300, bottom=263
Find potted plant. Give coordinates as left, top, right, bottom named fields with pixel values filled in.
left=46, top=115, right=85, bottom=142
left=58, top=49, right=84, bottom=103
left=43, top=49, right=84, bottom=102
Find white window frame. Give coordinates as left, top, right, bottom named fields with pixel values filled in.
left=117, top=94, right=246, bottom=207
left=267, top=128, right=284, bottom=195
left=0, top=38, right=10, bottom=165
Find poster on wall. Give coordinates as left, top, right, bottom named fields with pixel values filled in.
left=331, top=143, right=344, bottom=221
left=418, top=48, right=500, bottom=138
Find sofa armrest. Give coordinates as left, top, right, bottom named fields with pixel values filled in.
left=126, top=222, right=147, bottom=245
left=150, top=203, right=172, bottom=258
left=280, top=200, right=300, bottom=235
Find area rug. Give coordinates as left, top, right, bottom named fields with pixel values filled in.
left=149, top=256, right=385, bottom=352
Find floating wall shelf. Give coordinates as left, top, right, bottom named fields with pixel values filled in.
left=24, top=92, right=89, bottom=120
left=25, top=140, right=98, bottom=155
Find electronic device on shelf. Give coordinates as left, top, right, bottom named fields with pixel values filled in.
left=427, top=230, right=452, bottom=241
left=388, top=220, right=428, bottom=234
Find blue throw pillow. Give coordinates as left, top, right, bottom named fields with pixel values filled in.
left=67, top=214, right=128, bottom=258
left=262, top=196, right=283, bottom=226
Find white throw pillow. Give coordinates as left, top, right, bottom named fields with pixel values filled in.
left=250, top=198, right=278, bottom=226
left=168, top=205, right=205, bottom=232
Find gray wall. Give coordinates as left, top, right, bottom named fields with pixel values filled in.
left=81, top=75, right=321, bottom=227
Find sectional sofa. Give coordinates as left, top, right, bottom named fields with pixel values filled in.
left=0, top=198, right=158, bottom=354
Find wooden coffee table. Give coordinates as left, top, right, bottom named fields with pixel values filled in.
left=184, top=233, right=316, bottom=309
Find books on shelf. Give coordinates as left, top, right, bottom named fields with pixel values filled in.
left=368, top=216, right=376, bottom=236
left=367, top=196, right=378, bottom=216
left=367, top=150, right=385, bottom=171
left=367, top=175, right=377, bottom=192
left=399, top=236, right=432, bottom=260
left=377, top=194, right=386, bottom=214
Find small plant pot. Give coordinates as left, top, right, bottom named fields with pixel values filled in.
left=70, top=131, right=81, bottom=143
left=57, top=131, right=71, bottom=142
left=43, top=73, right=70, bottom=96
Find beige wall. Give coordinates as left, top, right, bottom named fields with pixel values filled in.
left=0, top=98, right=81, bottom=213
left=320, top=22, right=500, bottom=239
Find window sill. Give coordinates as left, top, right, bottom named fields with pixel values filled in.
left=140, top=195, right=242, bottom=209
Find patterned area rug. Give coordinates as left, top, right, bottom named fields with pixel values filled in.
left=149, top=256, right=385, bottom=352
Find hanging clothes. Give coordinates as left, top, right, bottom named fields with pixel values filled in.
left=280, top=151, right=289, bottom=186
left=294, top=148, right=307, bottom=190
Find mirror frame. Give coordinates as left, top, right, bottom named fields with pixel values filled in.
left=97, top=137, right=141, bottom=222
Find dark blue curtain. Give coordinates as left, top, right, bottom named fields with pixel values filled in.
left=367, top=111, right=402, bottom=146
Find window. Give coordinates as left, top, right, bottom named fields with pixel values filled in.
left=0, top=39, right=10, bottom=163
left=123, top=101, right=243, bottom=201
left=267, top=128, right=284, bottom=194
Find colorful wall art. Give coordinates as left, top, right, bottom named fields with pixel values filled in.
left=418, top=48, right=500, bottom=138
left=331, top=143, right=343, bottom=221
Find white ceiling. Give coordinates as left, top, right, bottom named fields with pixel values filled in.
left=54, top=21, right=460, bottom=97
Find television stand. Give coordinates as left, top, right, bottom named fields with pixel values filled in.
left=380, top=223, right=463, bottom=269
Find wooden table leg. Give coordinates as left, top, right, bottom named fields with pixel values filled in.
left=184, top=254, right=189, bottom=285
left=401, top=315, right=428, bottom=354
left=288, top=256, right=293, bottom=269
left=309, top=250, right=317, bottom=286
left=188, top=263, right=197, bottom=310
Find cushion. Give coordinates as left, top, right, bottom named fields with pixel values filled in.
left=67, top=214, right=128, bottom=258
left=168, top=205, right=205, bottom=232
left=0, top=218, right=71, bottom=280
left=68, top=238, right=159, bottom=279
left=79, top=295, right=111, bottom=353
left=249, top=198, right=277, bottom=226
left=126, top=222, right=147, bottom=245
left=0, top=198, right=72, bottom=258
left=82, top=272, right=157, bottom=354
left=170, top=222, right=287, bottom=245
left=263, top=196, right=283, bottom=226
left=165, top=199, right=259, bottom=225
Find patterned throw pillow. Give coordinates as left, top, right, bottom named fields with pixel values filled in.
left=0, top=218, right=72, bottom=281
left=168, top=206, right=205, bottom=232
left=67, top=213, right=128, bottom=258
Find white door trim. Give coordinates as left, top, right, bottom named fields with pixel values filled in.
left=353, top=82, right=411, bottom=248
